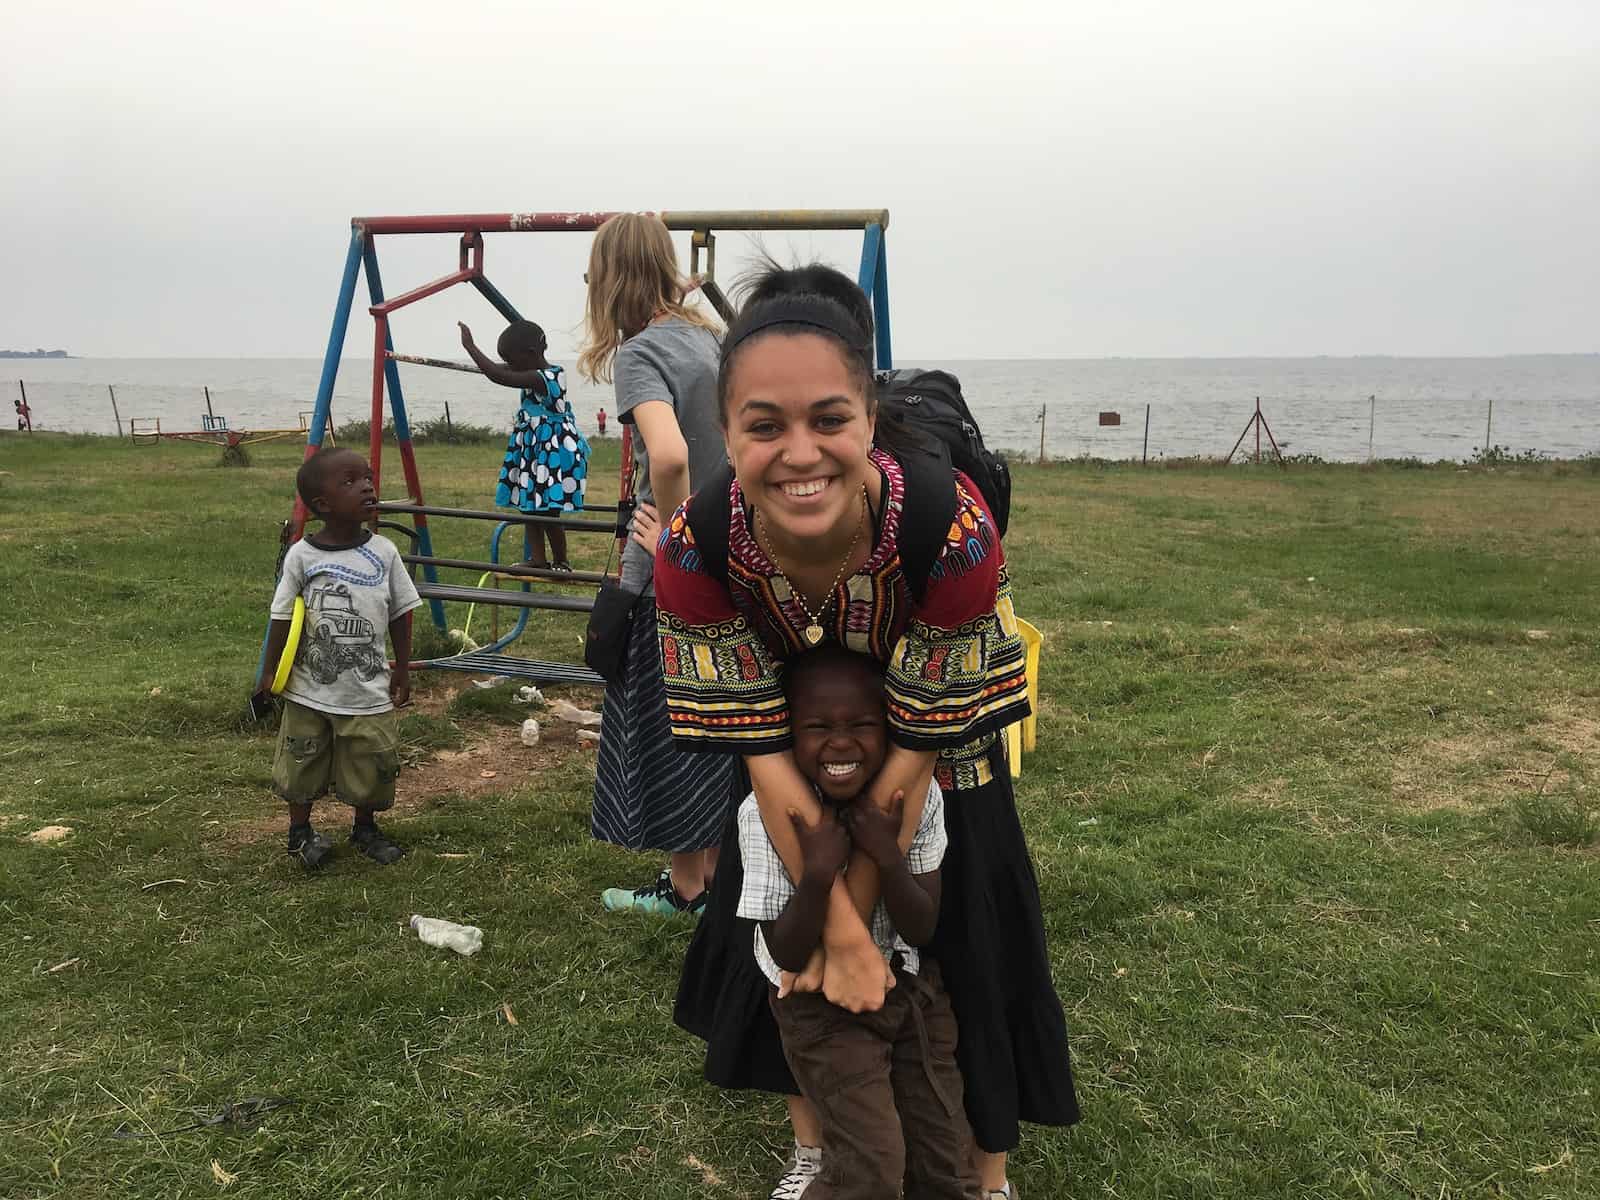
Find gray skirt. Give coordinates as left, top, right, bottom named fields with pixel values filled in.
left=591, top=595, right=740, bottom=853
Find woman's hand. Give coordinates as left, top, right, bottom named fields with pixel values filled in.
left=630, top=501, right=662, bottom=553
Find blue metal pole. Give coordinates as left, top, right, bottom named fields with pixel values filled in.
left=362, top=240, right=448, bottom=631
left=255, top=227, right=367, bottom=693
left=470, top=274, right=525, bottom=325
left=873, top=231, right=892, bottom=369
left=857, top=223, right=880, bottom=303
left=309, top=229, right=365, bottom=449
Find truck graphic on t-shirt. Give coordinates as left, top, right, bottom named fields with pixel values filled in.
left=300, top=582, right=385, bottom=685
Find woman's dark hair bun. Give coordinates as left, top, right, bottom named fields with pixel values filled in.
left=740, top=262, right=874, bottom=343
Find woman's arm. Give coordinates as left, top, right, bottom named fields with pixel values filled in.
left=629, top=400, right=690, bottom=521
left=837, top=744, right=937, bottom=923
left=746, top=751, right=893, bottom=1013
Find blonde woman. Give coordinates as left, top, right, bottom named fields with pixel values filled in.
left=582, top=213, right=739, bottom=914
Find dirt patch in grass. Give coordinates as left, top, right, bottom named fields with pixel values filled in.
left=211, top=716, right=598, bottom=850
left=1389, top=708, right=1595, bottom=811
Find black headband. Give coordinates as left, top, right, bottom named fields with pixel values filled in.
left=723, top=298, right=869, bottom=357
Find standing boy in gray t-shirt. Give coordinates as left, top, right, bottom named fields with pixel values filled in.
left=255, top=448, right=422, bottom=869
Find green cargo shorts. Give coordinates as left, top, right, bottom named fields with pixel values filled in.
left=271, top=699, right=400, bottom=811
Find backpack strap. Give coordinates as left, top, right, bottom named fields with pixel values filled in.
left=684, top=460, right=735, bottom=587
left=889, top=437, right=958, bottom=604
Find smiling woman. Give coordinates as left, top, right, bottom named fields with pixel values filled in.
left=654, top=263, right=1080, bottom=1198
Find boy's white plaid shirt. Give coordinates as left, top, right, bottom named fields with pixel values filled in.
left=736, top=780, right=947, bottom=987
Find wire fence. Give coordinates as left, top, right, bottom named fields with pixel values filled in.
left=7, top=374, right=1598, bottom=465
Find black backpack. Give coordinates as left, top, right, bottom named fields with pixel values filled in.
left=874, top=368, right=1011, bottom=537
left=686, top=367, right=1008, bottom=602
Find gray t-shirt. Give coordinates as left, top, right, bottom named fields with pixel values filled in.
left=269, top=533, right=422, bottom=716
left=614, top=316, right=725, bottom=593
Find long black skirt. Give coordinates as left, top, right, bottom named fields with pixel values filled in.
left=674, top=743, right=1080, bottom=1153
left=591, top=596, right=740, bottom=853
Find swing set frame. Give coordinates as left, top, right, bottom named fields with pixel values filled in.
left=281, top=209, right=895, bottom=685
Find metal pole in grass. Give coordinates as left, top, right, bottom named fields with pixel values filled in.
left=108, top=385, right=123, bottom=437
left=1037, top=404, right=1046, bottom=464
left=1143, top=404, right=1150, bottom=465
left=1484, top=398, right=1494, bottom=454
left=16, top=379, right=32, bottom=431
left=444, top=401, right=455, bottom=443
left=204, top=386, right=215, bottom=421
left=1368, top=395, right=1375, bottom=462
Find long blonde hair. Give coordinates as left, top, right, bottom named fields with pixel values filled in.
left=577, top=213, right=720, bottom=384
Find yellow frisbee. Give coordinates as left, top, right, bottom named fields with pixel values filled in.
left=270, top=597, right=306, bottom=695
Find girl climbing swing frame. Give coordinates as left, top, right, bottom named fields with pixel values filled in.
left=284, top=209, right=894, bottom=682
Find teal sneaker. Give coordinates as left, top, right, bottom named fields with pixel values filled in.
left=602, top=869, right=707, bottom=916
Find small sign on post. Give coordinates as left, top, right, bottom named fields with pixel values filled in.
left=1098, top=411, right=1121, bottom=427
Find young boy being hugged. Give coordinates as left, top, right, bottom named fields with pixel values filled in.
left=255, top=447, right=422, bottom=869
left=739, top=646, right=981, bottom=1200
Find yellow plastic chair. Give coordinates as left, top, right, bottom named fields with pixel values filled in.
left=1006, top=618, right=1043, bottom=777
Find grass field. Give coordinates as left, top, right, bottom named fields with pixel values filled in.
left=1, top=432, right=1597, bottom=1200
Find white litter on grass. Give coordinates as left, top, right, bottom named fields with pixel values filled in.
left=1396, top=627, right=1430, bottom=636
left=26, top=825, right=73, bottom=845
left=1077, top=817, right=1101, bottom=827
left=515, top=685, right=545, bottom=705
left=1526, top=629, right=1551, bottom=641
left=576, top=728, right=601, bottom=744
left=519, top=719, right=541, bottom=747
left=551, top=698, right=603, bottom=727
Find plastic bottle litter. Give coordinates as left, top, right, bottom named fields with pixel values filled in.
left=551, top=698, right=603, bottom=727
left=576, top=728, right=601, bottom=744
left=516, top=685, right=545, bottom=705
left=519, top=718, right=541, bottom=747
left=409, top=915, right=484, bottom=957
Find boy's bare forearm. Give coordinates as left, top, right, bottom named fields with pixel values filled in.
left=879, top=863, right=940, bottom=947
left=763, top=871, right=836, bottom=972
left=256, top=618, right=291, bottom=692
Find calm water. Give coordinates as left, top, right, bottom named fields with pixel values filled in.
left=7, top=355, right=1598, bottom=462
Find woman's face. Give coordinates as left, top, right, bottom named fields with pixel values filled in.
left=722, top=333, right=875, bottom=545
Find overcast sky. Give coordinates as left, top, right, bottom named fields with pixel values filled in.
left=2, top=0, right=1595, bottom=360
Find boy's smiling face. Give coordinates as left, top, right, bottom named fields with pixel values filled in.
left=789, top=665, right=888, bottom=804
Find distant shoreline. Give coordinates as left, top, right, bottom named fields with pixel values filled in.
left=1, top=350, right=70, bottom=359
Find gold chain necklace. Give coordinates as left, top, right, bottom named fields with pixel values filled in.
left=756, top=487, right=868, bottom=646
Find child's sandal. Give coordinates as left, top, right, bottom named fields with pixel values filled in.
left=350, top=823, right=405, bottom=865
left=287, top=825, right=334, bottom=870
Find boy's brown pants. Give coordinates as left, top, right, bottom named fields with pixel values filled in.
left=771, top=959, right=981, bottom=1200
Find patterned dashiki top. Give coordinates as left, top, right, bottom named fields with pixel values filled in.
left=652, top=448, right=1030, bottom=791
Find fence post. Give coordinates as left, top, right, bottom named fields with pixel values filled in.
left=1142, top=404, right=1150, bottom=465
left=1368, top=395, right=1374, bottom=462
left=444, top=401, right=456, bottom=443
left=109, top=385, right=123, bottom=437
left=1484, top=398, right=1493, bottom=454
left=1037, top=403, right=1046, bottom=464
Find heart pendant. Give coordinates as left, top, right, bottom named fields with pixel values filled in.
left=804, top=624, right=824, bottom=646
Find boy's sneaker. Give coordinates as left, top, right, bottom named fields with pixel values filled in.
left=350, top=822, right=405, bottom=865
left=769, top=1143, right=823, bottom=1199
left=287, top=824, right=334, bottom=870
left=601, top=869, right=706, bottom=916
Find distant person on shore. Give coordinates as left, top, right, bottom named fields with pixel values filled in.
left=461, top=319, right=590, bottom=571
left=255, top=447, right=421, bottom=870
left=597, top=407, right=608, bottom=437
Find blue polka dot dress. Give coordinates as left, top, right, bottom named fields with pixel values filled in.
left=494, top=365, right=590, bottom=513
